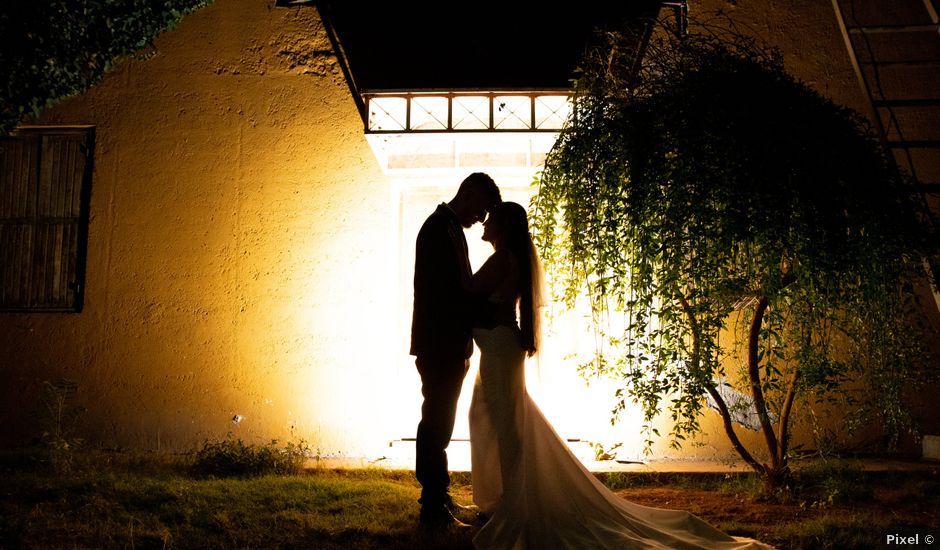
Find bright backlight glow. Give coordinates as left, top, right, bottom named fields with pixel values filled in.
left=342, top=128, right=654, bottom=467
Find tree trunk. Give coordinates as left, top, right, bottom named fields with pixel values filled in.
left=747, top=296, right=779, bottom=465
left=744, top=296, right=794, bottom=493
left=680, top=293, right=768, bottom=477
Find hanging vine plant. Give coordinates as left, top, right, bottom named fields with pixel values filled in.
left=0, top=0, right=211, bottom=135
left=533, top=22, right=938, bottom=491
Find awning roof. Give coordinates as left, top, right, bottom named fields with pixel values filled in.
left=317, top=1, right=666, bottom=93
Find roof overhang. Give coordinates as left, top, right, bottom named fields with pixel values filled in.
left=279, top=1, right=677, bottom=128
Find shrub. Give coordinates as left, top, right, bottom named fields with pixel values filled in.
left=190, top=437, right=310, bottom=478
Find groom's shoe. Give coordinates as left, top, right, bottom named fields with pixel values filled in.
left=444, top=496, right=486, bottom=525
left=444, top=494, right=479, bottom=515
left=419, top=505, right=471, bottom=532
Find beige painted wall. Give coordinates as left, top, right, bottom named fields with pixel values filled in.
left=1, top=0, right=936, bottom=461
left=691, top=0, right=870, bottom=111
left=1, top=0, right=398, bottom=455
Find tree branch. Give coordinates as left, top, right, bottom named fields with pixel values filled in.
left=705, top=385, right=766, bottom=475
left=748, top=296, right=780, bottom=462
left=777, top=368, right=800, bottom=464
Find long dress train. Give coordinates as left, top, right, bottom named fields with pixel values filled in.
left=469, top=325, right=774, bottom=549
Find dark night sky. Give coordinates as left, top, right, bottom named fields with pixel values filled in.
left=321, top=1, right=664, bottom=91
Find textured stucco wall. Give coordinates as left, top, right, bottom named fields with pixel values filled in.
left=0, top=0, right=396, bottom=455
left=691, top=0, right=870, bottom=111
left=1, top=0, right=936, bottom=459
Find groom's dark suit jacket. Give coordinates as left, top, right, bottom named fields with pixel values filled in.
left=410, top=204, right=474, bottom=362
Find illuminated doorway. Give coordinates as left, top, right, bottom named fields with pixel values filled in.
left=363, top=94, right=650, bottom=468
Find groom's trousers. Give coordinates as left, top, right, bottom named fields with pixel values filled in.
left=415, top=355, right=469, bottom=508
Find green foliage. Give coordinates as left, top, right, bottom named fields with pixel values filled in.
left=591, top=441, right=623, bottom=461
left=190, top=436, right=311, bottom=478
left=533, top=20, right=937, bottom=468
left=772, top=515, right=880, bottom=550
left=0, top=0, right=211, bottom=134
left=790, top=460, right=872, bottom=509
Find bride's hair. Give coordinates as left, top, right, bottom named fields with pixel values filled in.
left=495, top=201, right=544, bottom=357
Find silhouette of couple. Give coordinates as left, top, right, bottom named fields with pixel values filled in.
left=410, top=173, right=772, bottom=548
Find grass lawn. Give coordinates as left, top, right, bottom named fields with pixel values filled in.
left=0, top=450, right=937, bottom=549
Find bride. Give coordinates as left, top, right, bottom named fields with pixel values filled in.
left=467, top=201, right=773, bottom=549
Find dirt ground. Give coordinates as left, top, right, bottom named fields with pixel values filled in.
left=617, top=486, right=798, bottom=524
left=614, top=480, right=939, bottom=535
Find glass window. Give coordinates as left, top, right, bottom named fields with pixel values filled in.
left=535, top=95, right=570, bottom=129
left=493, top=95, right=532, bottom=130
left=452, top=96, right=490, bottom=130
left=410, top=96, right=449, bottom=130
left=368, top=97, right=407, bottom=131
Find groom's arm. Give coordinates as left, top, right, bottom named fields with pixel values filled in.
left=412, top=216, right=469, bottom=356
left=414, top=217, right=463, bottom=304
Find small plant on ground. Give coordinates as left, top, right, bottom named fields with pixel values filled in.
left=37, top=379, right=86, bottom=473
left=190, top=436, right=310, bottom=478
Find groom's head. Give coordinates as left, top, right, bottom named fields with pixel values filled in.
left=450, top=172, right=501, bottom=228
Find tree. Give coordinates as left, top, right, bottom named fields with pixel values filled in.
left=0, top=0, right=210, bottom=135
left=533, top=24, right=937, bottom=491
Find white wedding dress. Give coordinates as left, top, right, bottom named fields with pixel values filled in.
left=469, top=324, right=774, bottom=549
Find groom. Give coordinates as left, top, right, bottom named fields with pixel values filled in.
left=411, top=172, right=501, bottom=529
